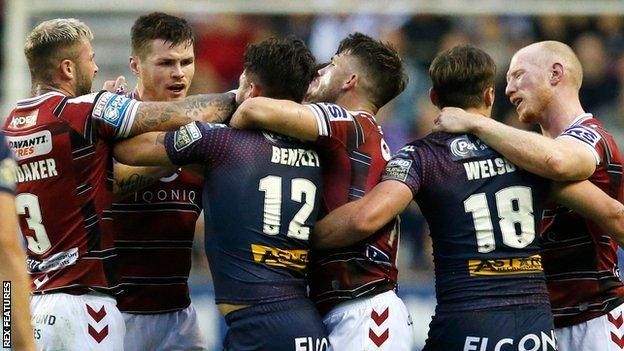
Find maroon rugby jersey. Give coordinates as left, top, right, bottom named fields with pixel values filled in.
left=306, top=102, right=398, bottom=314
left=112, top=169, right=202, bottom=313
left=541, top=113, right=624, bottom=327
left=3, top=91, right=140, bottom=294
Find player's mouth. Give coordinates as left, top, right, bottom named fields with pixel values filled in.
left=511, top=97, right=523, bottom=109
left=167, top=83, right=186, bottom=94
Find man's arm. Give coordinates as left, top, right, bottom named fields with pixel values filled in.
left=113, top=163, right=177, bottom=201
left=230, top=97, right=319, bottom=141
left=312, top=180, right=413, bottom=249
left=129, top=92, right=236, bottom=136
left=0, top=193, right=36, bottom=351
left=551, top=181, right=624, bottom=247
left=433, top=107, right=596, bottom=181
left=114, top=132, right=173, bottom=167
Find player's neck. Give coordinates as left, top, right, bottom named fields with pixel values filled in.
left=464, top=106, right=491, bottom=118
left=540, top=96, right=586, bottom=138
left=334, top=94, right=377, bottom=115
left=31, top=82, right=74, bottom=98
left=133, top=85, right=149, bottom=101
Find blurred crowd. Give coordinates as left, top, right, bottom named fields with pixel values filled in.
left=185, top=14, right=624, bottom=284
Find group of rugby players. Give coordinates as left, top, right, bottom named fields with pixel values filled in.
left=1, top=10, right=624, bottom=351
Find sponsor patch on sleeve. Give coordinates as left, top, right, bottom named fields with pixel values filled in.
left=318, top=103, right=352, bottom=121
left=559, top=125, right=602, bottom=148
left=92, top=92, right=134, bottom=129
left=383, top=158, right=412, bottom=182
left=173, top=122, right=203, bottom=151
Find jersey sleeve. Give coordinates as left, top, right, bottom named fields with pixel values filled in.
left=381, top=144, right=422, bottom=196
left=557, top=124, right=602, bottom=165
left=59, top=91, right=141, bottom=141
left=0, top=133, right=16, bottom=194
left=164, top=121, right=230, bottom=169
left=306, top=102, right=361, bottom=149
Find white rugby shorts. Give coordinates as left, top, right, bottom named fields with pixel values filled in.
left=323, top=290, right=415, bottom=351
left=556, top=301, right=624, bottom=351
left=30, top=292, right=124, bottom=351
left=123, top=304, right=208, bottom=351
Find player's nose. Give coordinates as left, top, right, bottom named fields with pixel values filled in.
left=505, top=81, right=515, bottom=97
left=172, top=64, right=184, bottom=78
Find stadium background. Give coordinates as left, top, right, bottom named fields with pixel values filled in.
left=2, top=0, right=624, bottom=349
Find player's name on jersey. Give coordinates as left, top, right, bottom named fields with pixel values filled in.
left=271, top=146, right=320, bottom=168
left=463, top=157, right=517, bottom=180
left=14, top=158, right=58, bottom=183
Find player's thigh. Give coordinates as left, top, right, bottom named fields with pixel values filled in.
left=556, top=302, right=624, bottom=351
left=31, top=293, right=124, bottom=351
left=323, top=291, right=414, bottom=351
left=224, top=298, right=329, bottom=351
left=423, top=305, right=556, bottom=351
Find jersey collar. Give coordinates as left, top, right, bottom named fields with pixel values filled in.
left=569, top=113, right=593, bottom=127
left=16, top=91, right=65, bottom=108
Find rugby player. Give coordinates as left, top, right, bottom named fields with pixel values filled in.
left=114, top=37, right=330, bottom=351
left=0, top=131, right=36, bottom=351
left=111, top=13, right=207, bottom=351
left=434, top=41, right=624, bottom=350
left=229, top=32, right=414, bottom=350
left=313, top=44, right=624, bottom=351
left=2, top=18, right=235, bottom=350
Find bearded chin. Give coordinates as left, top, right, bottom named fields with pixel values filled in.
left=76, top=77, right=93, bottom=96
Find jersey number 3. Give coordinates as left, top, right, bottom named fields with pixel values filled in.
left=16, top=193, right=52, bottom=254
left=259, top=175, right=317, bottom=241
left=464, top=186, right=535, bottom=253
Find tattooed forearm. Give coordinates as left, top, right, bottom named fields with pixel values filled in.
left=130, top=92, right=236, bottom=136
left=113, top=164, right=176, bottom=201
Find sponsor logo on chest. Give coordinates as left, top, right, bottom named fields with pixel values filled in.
left=8, top=110, right=38, bottom=129
left=6, top=131, right=52, bottom=160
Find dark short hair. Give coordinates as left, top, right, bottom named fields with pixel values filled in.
left=336, top=32, right=407, bottom=109
left=131, top=12, right=194, bottom=58
left=429, top=45, right=496, bottom=109
left=244, top=36, right=316, bottom=102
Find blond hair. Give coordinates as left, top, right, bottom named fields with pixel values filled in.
left=24, top=18, right=93, bottom=82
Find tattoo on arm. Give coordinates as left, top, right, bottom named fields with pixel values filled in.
left=132, top=92, right=236, bottom=135
left=114, top=172, right=161, bottom=200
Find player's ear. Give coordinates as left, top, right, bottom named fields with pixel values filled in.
left=484, top=87, right=494, bottom=108
left=550, top=63, right=564, bottom=86
left=249, top=82, right=263, bottom=98
left=343, top=74, right=358, bottom=91
left=129, top=56, right=139, bottom=76
left=59, top=59, right=74, bottom=80
left=429, top=88, right=440, bottom=108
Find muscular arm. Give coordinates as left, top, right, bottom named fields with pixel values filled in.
left=230, top=97, right=319, bottom=141
left=551, top=181, right=624, bottom=247
left=0, top=193, right=36, bottom=351
left=433, top=107, right=596, bottom=181
left=113, top=163, right=177, bottom=201
left=129, top=92, right=236, bottom=136
left=311, top=180, right=413, bottom=249
left=114, top=132, right=174, bottom=167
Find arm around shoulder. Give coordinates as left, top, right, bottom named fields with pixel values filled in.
left=311, top=180, right=413, bottom=249
left=231, top=97, right=319, bottom=141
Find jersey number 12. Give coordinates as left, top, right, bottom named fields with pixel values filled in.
left=259, top=175, right=317, bottom=241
